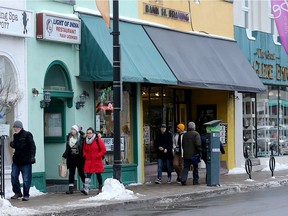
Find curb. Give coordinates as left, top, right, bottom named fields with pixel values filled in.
left=39, top=178, right=288, bottom=216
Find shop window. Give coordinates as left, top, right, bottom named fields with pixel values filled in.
left=95, top=84, right=132, bottom=165
left=142, top=85, right=174, bottom=163
left=244, top=85, right=288, bottom=157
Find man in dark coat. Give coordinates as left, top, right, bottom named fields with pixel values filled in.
left=154, top=124, right=173, bottom=184
left=10, top=120, right=36, bottom=201
left=181, top=121, right=202, bottom=185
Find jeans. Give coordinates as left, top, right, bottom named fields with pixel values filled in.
left=11, top=163, right=32, bottom=197
left=181, top=159, right=199, bottom=183
left=86, top=173, right=103, bottom=187
left=157, top=158, right=172, bottom=179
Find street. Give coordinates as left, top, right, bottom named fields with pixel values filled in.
left=96, top=185, right=288, bottom=216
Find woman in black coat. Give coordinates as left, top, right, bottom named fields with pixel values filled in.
left=62, top=125, right=86, bottom=194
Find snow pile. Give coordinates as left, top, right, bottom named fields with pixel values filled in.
left=0, top=186, right=45, bottom=216
left=262, top=161, right=288, bottom=172
left=227, top=167, right=246, bottom=175
left=85, top=178, right=138, bottom=201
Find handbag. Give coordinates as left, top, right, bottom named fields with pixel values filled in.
left=58, top=158, right=68, bottom=178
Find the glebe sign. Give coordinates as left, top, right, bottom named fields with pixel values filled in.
left=36, top=13, right=81, bottom=44
left=0, top=7, right=34, bottom=37
left=271, top=0, right=288, bottom=54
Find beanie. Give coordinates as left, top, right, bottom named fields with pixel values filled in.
left=71, top=125, right=79, bottom=132
left=13, top=120, right=23, bottom=128
left=177, top=123, right=185, bottom=132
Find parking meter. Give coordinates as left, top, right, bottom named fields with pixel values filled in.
left=204, top=120, right=221, bottom=186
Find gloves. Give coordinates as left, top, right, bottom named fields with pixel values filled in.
left=31, top=157, right=36, bottom=164
left=10, top=141, right=14, bottom=148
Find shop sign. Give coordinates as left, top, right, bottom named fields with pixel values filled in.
left=253, top=48, right=288, bottom=82
left=0, top=6, right=34, bottom=38
left=143, top=3, right=190, bottom=23
left=102, top=137, right=125, bottom=152
left=36, top=12, right=81, bottom=44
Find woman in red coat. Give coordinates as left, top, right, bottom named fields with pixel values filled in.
left=82, top=127, right=106, bottom=195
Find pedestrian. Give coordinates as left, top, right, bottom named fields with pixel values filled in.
left=181, top=121, right=202, bottom=185
left=173, top=123, right=185, bottom=184
left=62, top=125, right=86, bottom=194
left=154, top=123, right=173, bottom=184
left=10, top=120, right=36, bottom=201
left=82, top=127, right=106, bottom=195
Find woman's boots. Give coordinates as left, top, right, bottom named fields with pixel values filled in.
left=97, top=185, right=103, bottom=194
left=65, top=185, right=73, bottom=194
left=82, top=178, right=91, bottom=195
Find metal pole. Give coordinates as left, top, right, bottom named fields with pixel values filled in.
left=112, top=0, right=122, bottom=181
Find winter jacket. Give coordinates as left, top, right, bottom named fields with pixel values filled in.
left=83, top=137, right=106, bottom=173
left=62, top=132, right=84, bottom=169
left=10, top=129, right=36, bottom=165
left=154, top=131, right=173, bottom=160
left=182, top=129, right=201, bottom=159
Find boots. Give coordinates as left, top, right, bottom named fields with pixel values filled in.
left=97, top=185, right=103, bottom=194
left=65, top=186, right=73, bottom=194
left=82, top=178, right=91, bottom=195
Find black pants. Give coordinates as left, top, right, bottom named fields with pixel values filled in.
left=86, top=173, right=103, bottom=187
left=68, top=158, right=85, bottom=185
left=181, top=159, right=199, bottom=184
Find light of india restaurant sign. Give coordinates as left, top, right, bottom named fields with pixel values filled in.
left=36, top=12, right=81, bottom=44
left=0, top=6, right=34, bottom=37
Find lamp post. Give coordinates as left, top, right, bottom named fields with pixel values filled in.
left=112, top=0, right=122, bottom=181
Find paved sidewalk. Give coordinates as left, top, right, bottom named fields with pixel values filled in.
left=8, top=169, right=288, bottom=216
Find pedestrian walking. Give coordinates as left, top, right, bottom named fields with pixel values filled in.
left=82, top=127, right=106, bottom=195
left=154, top=123, right=173, bottom=184
left=62, top=125, right=86, bottom=194
left=10, top=120, right=36, bottom=201
left=181, top=121, right=202, bottom=185
left=173, top=123, right=185, bottom=184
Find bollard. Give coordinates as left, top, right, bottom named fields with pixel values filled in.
left=244, top=145, right=252, bottom=179
left=269, top=145, right=276, bottom=177
left=245, top=158, right=252, bottom=179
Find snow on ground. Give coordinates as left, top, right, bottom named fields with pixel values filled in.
left=1, top=186, right=46, bottom=216
left=84, top=178, right=139, bottom=201
left=262, top=161, right=288, bottom=172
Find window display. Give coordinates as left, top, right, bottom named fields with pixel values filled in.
left=95, top=85, right=131, bottom=164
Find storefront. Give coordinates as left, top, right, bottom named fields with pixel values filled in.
left=235, top=27, right=288, bottom=158
left=0, top=5, right=33, bottom=186
left=78, top=11, right=265, bottom=182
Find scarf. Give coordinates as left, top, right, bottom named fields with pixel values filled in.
left=86, top=134, right=96, bottom=145
left=69, top=135, right=78, bottom=147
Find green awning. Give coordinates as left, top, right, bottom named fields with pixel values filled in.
left=79, top=14, right=177, bottom=85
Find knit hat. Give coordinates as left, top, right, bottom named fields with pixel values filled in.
left=13, top=120, right=23, bottom=128
left=71, top=125, right=79, bottom=132
left=177, top=123, right=185, bottom=132
left=160, top=123, right=167, bottom=128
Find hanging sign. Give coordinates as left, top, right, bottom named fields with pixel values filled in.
left=271, top=0, right=288, bottom=54
left=36, top=12, right=81, bottom=44
left=0, top=6, right=34, bottom=37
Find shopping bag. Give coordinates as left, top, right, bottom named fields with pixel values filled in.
left=58, top=159, right=68, bottom=178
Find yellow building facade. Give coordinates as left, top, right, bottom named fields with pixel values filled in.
left=139, top=0, right=235, bottom=170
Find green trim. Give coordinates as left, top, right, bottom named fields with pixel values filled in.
left=44, top=99, right=66, bottom=143
left=44, top=61, right=74, bottom=108
left=77, top=164, right=137, bottom=188
left=32, top=172, right=46, bottom=193
left=132, top=83, right=138, bottom=164
left=45, top=60, right=73, bottom=91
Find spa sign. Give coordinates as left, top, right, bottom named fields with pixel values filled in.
left=0, top=6, right=34, bottom=37
left=36, top=12, right=81, bottom=44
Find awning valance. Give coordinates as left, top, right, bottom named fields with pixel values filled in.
left=143, top=26, right=266, bottom=93
left=79, top=14, right=177, bottom=85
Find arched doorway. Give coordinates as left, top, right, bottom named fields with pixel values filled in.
left=43, top=61, right=73, bottom=190
left=0, top=55, right=19, bottom=170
